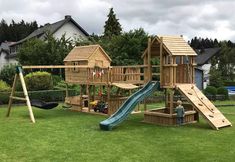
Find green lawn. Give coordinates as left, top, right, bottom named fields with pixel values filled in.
left=0, top=101, right=235, bottom=162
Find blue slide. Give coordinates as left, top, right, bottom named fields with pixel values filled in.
left=100, top=81, right=160, bottom=131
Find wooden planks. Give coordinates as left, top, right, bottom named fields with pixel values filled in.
left=177, top=84, right=232, bottom=130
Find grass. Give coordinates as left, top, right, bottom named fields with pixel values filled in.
left=0, top=100, right=235, bottom=162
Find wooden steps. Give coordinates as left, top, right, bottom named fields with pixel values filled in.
left=176, top=84, right=232, bottom=130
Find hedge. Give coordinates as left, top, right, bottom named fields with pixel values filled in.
left=0, top=89, right=78, bottom=105
left=224, top=81, right=235, bottom=86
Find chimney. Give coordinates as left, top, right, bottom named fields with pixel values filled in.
left=65, top=15, right=71, bottom=19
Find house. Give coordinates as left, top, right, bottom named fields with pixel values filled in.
left=7, top=15, right=89, bottom=61
left=0, top=42, right=17, bottom=70
left=195, top=48, right=220, bottom=88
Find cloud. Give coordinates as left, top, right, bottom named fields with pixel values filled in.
left=0, top=0, right=235, bottom=41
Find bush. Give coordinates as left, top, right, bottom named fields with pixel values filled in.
left=52, top=75, right=63, bottom=87
left=0, top=64, right=16, bottom=85
left=217, top=87, right=229, bottom=100
left=0, top=80, right=11, bottom=92
left=24, top=71, right=53, bottom=91
left=203, top=86, right=217, bottom=96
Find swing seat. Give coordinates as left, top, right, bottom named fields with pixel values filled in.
left=30, top=99, right=58, bottom=110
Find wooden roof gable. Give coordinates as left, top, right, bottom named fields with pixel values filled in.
left=63, top=44, right=112, bottom=62
left=156, top=35, right=197, bottom=56
left=142, top=35, right=197, bottom=58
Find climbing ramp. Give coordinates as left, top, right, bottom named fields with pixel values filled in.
left=177, top=84, right=232, bottom=130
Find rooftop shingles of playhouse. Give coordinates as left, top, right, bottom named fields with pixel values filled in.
left=63, top=45, right=112, bottom=62
left=156, top=35, right=197, bottom=56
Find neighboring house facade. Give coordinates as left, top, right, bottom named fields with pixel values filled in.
left=6, top=15, right=89, bottom=65
left=0, top=42, right=17, bottom=70
left=195, top=67, right=204, bottom=90
left=195, top=48, right=220, bottom=89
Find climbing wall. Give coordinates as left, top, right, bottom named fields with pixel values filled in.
left=177, top=84, right=232, bottom=130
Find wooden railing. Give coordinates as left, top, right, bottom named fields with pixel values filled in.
left=65, top=65, right=148, bottom=85
left=22, top=64, right=161, bottom=85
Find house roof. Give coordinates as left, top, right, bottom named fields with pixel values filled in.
left=195, top=48, right=220, bottom=65
left=0, top=42, right=14, bottom=54
left=10, top=15, right=89, bottom=46
left=142, top=35, right=197, bottom=58
left=63, top=44, right=112, bottom=62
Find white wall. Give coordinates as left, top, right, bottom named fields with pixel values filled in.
left=201, top=63, right=211, bottom=88
left=0, top=52, right=18, bottom=70
left=53, top=22, right=87, bottom=42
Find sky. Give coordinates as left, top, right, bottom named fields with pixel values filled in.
left=1, top=0, right=235, bottom=41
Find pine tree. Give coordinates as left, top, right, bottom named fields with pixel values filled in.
left=103, top=8, right=122, bottom=38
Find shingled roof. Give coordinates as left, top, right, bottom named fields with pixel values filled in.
left=156, top=35, right=197, bottom=56
left=63, top=45, right=112, bottom=62
left=142, top=35, right=197, bottom=58
left=195, top=48, right=220, bottom=65
left=10, top=15, right=89, bottom=46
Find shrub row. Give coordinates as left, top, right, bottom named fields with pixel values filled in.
left=203, top=86, right=229, bottom=100
left=0, top=89, right=78, bottom=105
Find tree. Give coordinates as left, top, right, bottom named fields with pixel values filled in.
left=103, top=8, right=122, bottom=38
left=0, top=19, right=38, bottom=44
left=17, top=32, right=73, bottom=65
left=209, top=65, right=224, bottom=88
left=101, top=28, right=148, bottom=65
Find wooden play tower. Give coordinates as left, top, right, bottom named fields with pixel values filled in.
left=142, top=35, right=231, bottom=130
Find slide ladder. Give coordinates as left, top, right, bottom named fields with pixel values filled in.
left=100, top=81, right=160, bottom=130
left=177, top=84, right=232, bottom=130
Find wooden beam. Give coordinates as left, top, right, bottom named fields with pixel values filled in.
left=18, top=71, right=35, bottom=123
left=160, top=37, right=163, bottom=86
left=6, top=74, right=18, bottom=117
left=10, top=96, right=27, bottom=101
left=147, top=38, right=152, bottom=81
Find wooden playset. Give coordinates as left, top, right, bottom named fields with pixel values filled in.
left=141, top=36, right=231, bottom=130
left=6, top=36, right=232, bottom=130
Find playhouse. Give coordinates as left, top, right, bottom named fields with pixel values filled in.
left=63, top=44, right=142, bottom=115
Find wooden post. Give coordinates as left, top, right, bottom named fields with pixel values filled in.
left=144, top=99, right=147, bottom=111
left=107, top=85, right=111, bottom=115
left=147, top=38, right=152, bottom=81
left=93, top=85, right=96, bottom=101
left=160, top=37, right=163, bottom=87
left=169, top=90, right=174, bottom=115
left=173, top=57, right=177, bottom=85
left=18, top=69, right=35, bottom=123
left=170, top=56, right=173, bottom=86
left=80, top=84, right=83, bottom=109
left=143, top=52, right=148, bottom=83
left=65, top=83, right=68, bottom=98
left=87, top=85, right=91, bottom=112
left=192, top=56, right=195, bottom=83
left=6, top=74, right=18, bottom=117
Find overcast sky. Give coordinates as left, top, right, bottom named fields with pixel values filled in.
left=1, top=0, right=235, bottom=41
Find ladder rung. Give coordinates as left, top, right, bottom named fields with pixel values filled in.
left=10, top=96, right=27, bottom=101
